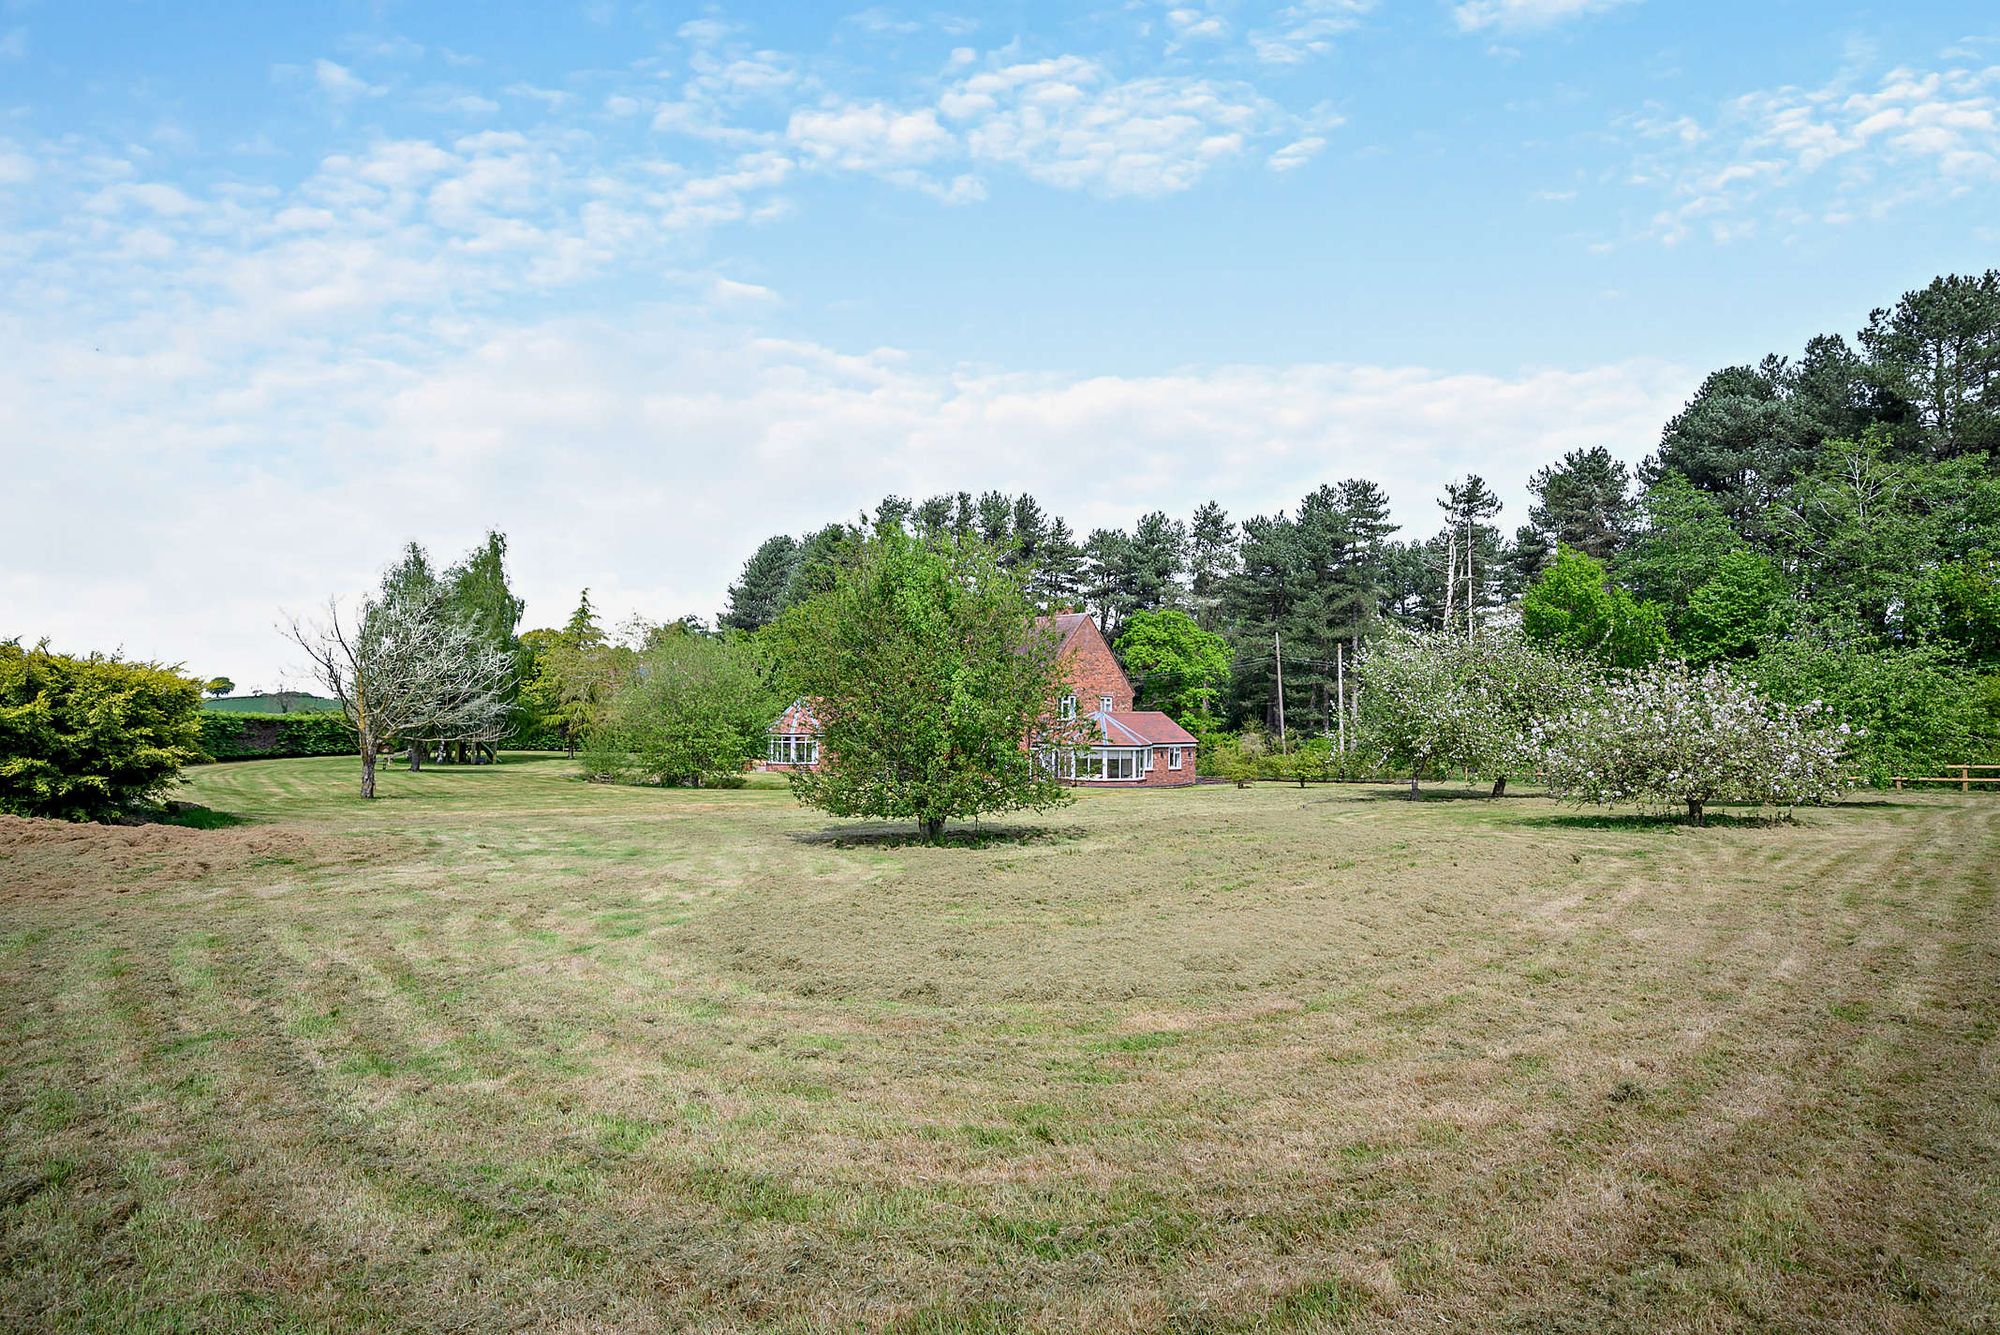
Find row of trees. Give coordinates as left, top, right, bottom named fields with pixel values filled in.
left=1355, top=627, right=1846, bottom=824
left=274, top=267, right=1994, bottom=805
left=712, top=268, right=2000, bottom=776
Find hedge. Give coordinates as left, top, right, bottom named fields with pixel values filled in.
left=198, top=711, right=355, bottom=761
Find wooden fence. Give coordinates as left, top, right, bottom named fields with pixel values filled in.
left=1890, top=765, right=2000, bottom=792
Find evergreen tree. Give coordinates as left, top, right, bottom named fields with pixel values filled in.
left=1187, top=501, right=1236, bottom=631
left=1125, top=511, right=1188, bottom=614
left=1033, top=517, right=1086, bottom=609
left=913, top=494, right=955, bottom=540
left=782, top=524, right=857, bottom=609
left=1435, top=475, right=1506, bottom=633
left=1527, top=446, right=1634, bottom=560
left=1082, top=527, right=1134, bottom=633
left=976, top=490, right=1014, bottom=550
left=1009, top=494, right=1049, bottom=576
left=1859, top=269, right=2000, bottom=459
left=722, top=534, right=801, bottom=631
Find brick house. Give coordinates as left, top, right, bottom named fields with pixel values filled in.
left=761, top=612, right=1199, bottom=788
left=763, top=698, right=821, bottom=772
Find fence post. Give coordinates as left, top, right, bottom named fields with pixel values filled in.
left=1963, top=764, right=1971, bottom=794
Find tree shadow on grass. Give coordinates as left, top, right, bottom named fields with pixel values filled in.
left=1515, top=810, right=1795, bottom=831
left=1353, top=786, right=1504, bottom=803
left=152, top=802, right=250, bottom=830
left=789, top=821, right=1088, bottom=849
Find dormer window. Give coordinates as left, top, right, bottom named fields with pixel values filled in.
left=1059, top=694, right=1077, bottom=720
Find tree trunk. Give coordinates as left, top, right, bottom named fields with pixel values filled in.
left=922, top=815, right=945, bottom=842
left=408, top=741, right=423, bottom=773
left=360, top=740, right=378, bottom=799
left=1687, top=798, right=1705, bottom=826
left=1408, top=773, right=1421, bottom=799
left=1490, top=774, right=1507, bottom=798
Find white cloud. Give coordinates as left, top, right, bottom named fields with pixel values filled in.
left=0, top=297, right=1693, bottom=686
left=788, top=102, right=953, bottom=170
left=789, top=55, right=1315, bottom=198
left=1625, top=60, right=2000, bottom=242
left=1166, top=8, right=1230, bottom=42
left=1452, top=0, right=1635, bottom=34
left=1267, top=136, right=1325, bottom=171
left=313, top=58, right=385, bottom=102
left=440, top=92, right=501, bottom=116
left=1248, top=0, right=1374, bottom=64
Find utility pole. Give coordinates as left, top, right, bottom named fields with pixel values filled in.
left=1273, top=629, right=1287, bottom=753
left=1335, top=642, right=1345, bottom=755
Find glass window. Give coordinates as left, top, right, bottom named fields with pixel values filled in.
left=1098, top=694, right=1114, bottom=712
left=1169, top=747, right=1182, bottom=770
left=1059, top=694, right=1076, bottom=720
left=767, top=734, right=819, bottom=765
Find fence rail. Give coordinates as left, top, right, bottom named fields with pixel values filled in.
left=1890, top=765, right=2000, bottom=792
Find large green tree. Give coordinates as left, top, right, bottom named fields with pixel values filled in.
left=722, top=534, right=800, bottom=631
left=1680, top=548, right=1788, bottom=664
left=1522, top=545, right=1666, bottom=668
left=1527, top=446, right=1635, bottom=561
left=1859, top=270, right=2000, bottom=460
left=1116, top=609, right=1230, bottom=730
left=771, top=532, right=1073, bottom=841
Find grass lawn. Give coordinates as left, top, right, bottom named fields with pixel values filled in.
left=2, top=755, right=1996, bottom=1332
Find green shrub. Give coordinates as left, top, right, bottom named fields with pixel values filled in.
left=0, top=641, right=204, bottom=821
left=579, top=631, right=772, bottom=787
left=197, top=711, right=356, bottom=761
left=1740, top=640, right=1992, bottom=784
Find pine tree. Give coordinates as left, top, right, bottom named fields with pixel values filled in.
left=1187, top=501, right=1236, bottom=631
left=1126, top=511, right=1188, bottom=614
left=1033, top=517, right=1086, bottom=609
left=721, top=534, right=800, bottom=631
left=1082, top=528, right=1134, bottom=634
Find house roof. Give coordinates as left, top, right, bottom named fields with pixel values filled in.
left=767, top=697, right=819, bottom=734
left=1089, top=709, right=1198, bottom=747
left=1033, top=612, right=1094, bottom=653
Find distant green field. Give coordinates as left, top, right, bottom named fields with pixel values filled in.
left=2, top=755, right=1996, bottom=1332
left=201, top=692, right=340, bottom=714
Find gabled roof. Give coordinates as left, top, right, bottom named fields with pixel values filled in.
left=768, top=698, right=819, bottom=734
left=1089, top=710, right=1198, bottom=747
left=1033, top=612, right=1094, bottom=654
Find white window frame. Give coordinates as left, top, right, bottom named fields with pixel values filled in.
left=1098, top=694, right=1114, bottom=712
left=1059, top=694, right=1077, bottom=720
left=1168, top=746, right=1183, bottom=770
left=1040, top=746, right=1145, bottom=782
left=767, top=733, right=819, bottom=765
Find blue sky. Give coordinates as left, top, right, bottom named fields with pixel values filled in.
left=4, top=1, right=1996, bottom=685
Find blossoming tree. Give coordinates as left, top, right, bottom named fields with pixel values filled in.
left=1359, top=626, right=1582, bottom=798
left=1533, top=661, right=1848, bottom=825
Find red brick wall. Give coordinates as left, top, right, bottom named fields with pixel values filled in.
left=1140, top=743, right=1196, bottom=786
left=1060, top=618, right=1134, bottom=713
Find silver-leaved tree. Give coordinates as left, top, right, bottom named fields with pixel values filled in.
left=290, top=581, right=513, bottom=798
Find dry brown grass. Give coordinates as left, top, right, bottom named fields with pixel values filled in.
left=2, top=755, right=1996, bottom=1333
